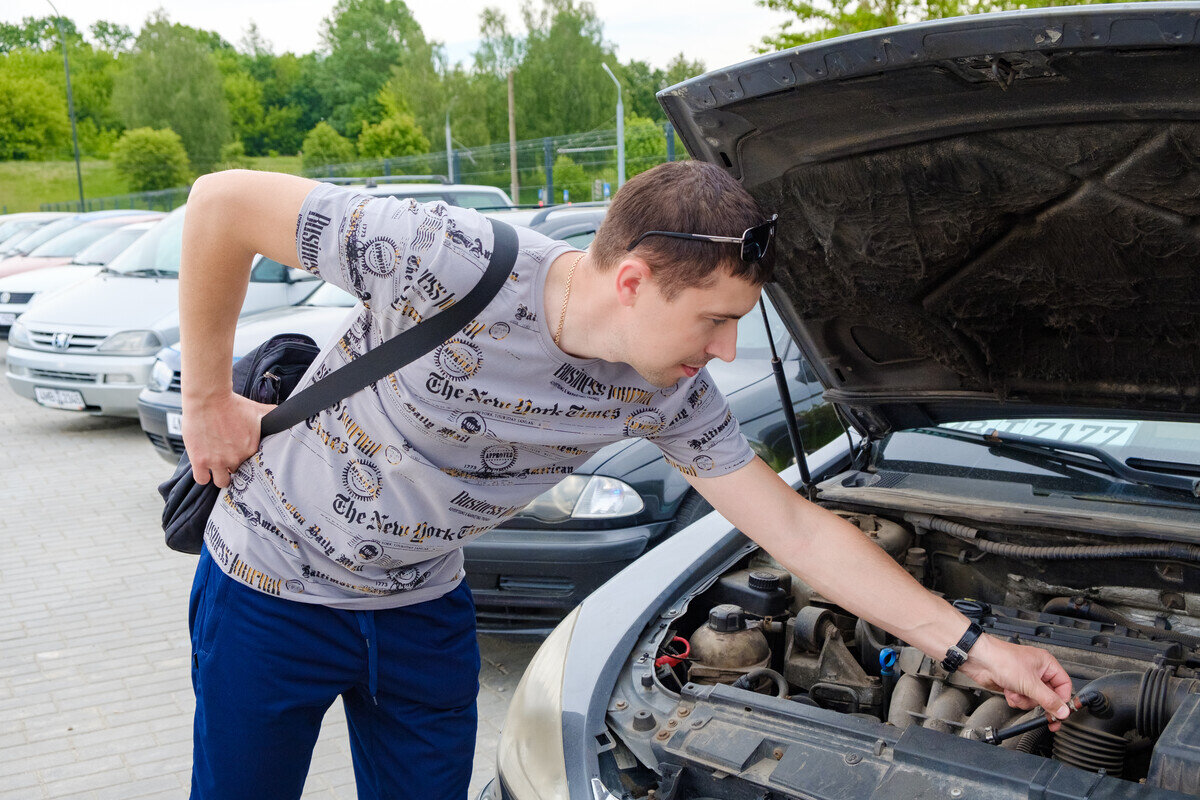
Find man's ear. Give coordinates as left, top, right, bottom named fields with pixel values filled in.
left=613, top=256, right=653, bottom=308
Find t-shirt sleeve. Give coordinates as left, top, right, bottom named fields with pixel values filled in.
left=650, top=378, right=755, bottom=479
left=294, top=183, right=493, bottom=328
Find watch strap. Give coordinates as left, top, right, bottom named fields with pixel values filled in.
left=940, top=621, right=983, bottom=673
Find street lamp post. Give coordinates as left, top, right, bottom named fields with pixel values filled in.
left=601, top=63, right=625, bottom=189
left=46, top=0, right=84, bottom=211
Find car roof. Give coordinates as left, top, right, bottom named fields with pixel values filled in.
left=73, top=213, right=166, bottom=228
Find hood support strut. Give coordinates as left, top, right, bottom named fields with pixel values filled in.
left=759, top=297, right=814, bottom=497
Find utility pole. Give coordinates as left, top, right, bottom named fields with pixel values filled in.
left=508, top=70, right=518, bottom=204
left=47, top=0, right=84, bottom=210
left=601, top=62, right=625, bottom=189
left=445, top=111, right=454, bottom=183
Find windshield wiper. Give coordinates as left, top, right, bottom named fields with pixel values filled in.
left=119, top=268, right=175, bottom=278
left=917, top=427, right=1200, bottom=497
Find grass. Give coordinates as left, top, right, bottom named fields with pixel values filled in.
left=0, top=155, right=305, bottom=214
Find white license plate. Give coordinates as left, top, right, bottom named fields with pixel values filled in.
left=34, top=387, right=86, bottom=411
left=0, top=313, right=15, bottom=325
left=167, top=412, right=183, bottom=435
left=941, top=418, right=1139, bottom=447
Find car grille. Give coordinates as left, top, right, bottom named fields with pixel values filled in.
left=170, top=371, right=182, bottom=392
left=26, top=327, right=106, bottom=352
left=29, top=368, right=97, bottom=383
left=145, top=431, right=186, bottom=455
left=474, top=604, right=569, bottom=632
left=0, top=292, right=34, bottom=304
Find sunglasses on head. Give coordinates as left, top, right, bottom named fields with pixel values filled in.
left=626, top=214, right=778, bottom=264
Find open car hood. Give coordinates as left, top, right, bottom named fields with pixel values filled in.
left=659, top=3, right=1200, bottom=438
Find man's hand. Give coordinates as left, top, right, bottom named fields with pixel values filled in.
left=958, top=635, right=1075, bottom=729
left=182, top=392, right=276, bottom=488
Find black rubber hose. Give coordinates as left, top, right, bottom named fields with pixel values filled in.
left=733, top=668, right=789, bottom=698
left=1042, top=596, right=1200, bottom=650
left=906, top=514, right=1200, bottom=564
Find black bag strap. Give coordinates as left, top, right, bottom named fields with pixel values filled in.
left=259, top=217, right=519, bottom=436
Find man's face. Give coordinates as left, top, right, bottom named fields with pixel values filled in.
left=621, top=269, right=763, bottom=389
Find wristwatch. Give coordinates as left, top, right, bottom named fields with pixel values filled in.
left=940, top=621, right=984, bottom=673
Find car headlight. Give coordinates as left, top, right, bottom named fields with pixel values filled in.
left=96, top=330, right=164, bottom=356
left=495, top=605, right=578, bottom=800
left=147, top=359, right=175, bottom=392
left=7, top=320, right=32, bottom=347
left=517, top=475, right=644, bottom=523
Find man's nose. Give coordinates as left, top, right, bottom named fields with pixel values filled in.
left=706, top=325, right=737, bottom=363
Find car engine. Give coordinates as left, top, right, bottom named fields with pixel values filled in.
left=604, top=508, right=1200, bottom=799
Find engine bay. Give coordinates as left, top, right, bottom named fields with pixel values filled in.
left=603, top=506, right=1200, bottom=799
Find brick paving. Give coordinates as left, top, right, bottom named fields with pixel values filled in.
left=0, top=342, right=542, bottom=799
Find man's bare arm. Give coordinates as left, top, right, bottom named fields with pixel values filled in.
left=686, top=457, right=1074, bottom=722
left=178, top=170, right=319, bottom=488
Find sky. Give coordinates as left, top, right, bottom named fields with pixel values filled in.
left=6, top=0, right=794, bottom=72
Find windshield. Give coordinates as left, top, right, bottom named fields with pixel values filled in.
left=301, top=282, right=356, bottom=307
left=28, top=221, right=124, bottom=258
left=71, top=227, right=147, bottom=266
left=2, top=217, right=77, bottom=255
left=880, top=417, right=1200, bottom=502
left=106, top=208, right=185, bottom=275
left=0, top=221, right=42, bottom=246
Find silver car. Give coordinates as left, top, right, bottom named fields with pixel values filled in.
left=6, top=206, right=319, bottom=416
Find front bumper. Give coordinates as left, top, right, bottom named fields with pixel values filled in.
left=137, top=387, right=183, bottom=462
left=5, top=345, right=154, bottom=417
left=463, top=521, right=668, bottom=633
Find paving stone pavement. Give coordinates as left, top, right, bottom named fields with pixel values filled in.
left=0, top=342, right=544, bottom=799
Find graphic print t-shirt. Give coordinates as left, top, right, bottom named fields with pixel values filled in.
left=203, top=183, right=754, bottom=609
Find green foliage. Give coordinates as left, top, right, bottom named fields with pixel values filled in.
left=552, top=155, right=589, bottom=202
left=0, top=72, right=68, bottom=159
left=217, top=141, right=252, bottom=170
left=624, top=114, right=667, bottom=178
left=514, top=0, right=618, bottom=140
left=357, top=114, right=430, bottom=159
left=223, top=69, right=266, bottom=154
left=756, top=0, right=1155, bottom=50
left=76, top=118, right=120, bottom=158
left=0, top=159, right=129, bottom=212
left=301, top=121, right=356, bottom=170
left=320, top=0, right=433, bottom=138
left=89, top=20, right=134, bottom=53
left=0, top=15, right=81, bottom=54
left=111, top=127, right=191, bottom=191
left=111, top=12, right=231, bottom=173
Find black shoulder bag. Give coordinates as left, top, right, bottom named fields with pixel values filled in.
left=158, top=218, right=519, bottom=554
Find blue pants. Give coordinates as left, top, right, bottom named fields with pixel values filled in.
left=189, top=547, right=481, bottom=800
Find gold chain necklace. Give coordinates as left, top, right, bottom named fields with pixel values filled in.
left=554, top=251, right=585, bottom=347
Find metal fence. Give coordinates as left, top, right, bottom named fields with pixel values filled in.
left=304, top=123, right=686, bottom=206
left=38, top=123, right=687, bottom=212
left=40, top=186, right=191, bottom=213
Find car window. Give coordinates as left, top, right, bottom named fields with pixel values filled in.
left=28, top=222, right=122, bottom=258
left=250, top=255, right=289, bottom=283
left=562, top=231, right=596, bottom=248
left=446, top=191, right=510, bottom=210
left=0, top=221, right=40, bottom=246
left=4, top=217, right=76, bottom=255
left=71, top=228, right=145, bottom=265
left=302, top=282, right=356, bottom=307
left=107, top=209, right=185, bottom=275
left=734, top=295, right=788, bottom=358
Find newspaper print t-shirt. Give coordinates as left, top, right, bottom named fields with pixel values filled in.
left=203, top=183, right=755, bottom=609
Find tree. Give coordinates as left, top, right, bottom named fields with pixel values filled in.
left=319, top=0, right=434, bottom=138
left=89, top=20, right=133, bottom=53
left=358, top=113, right=430, bottom=158
left=111, top=12, right=231, bottom=172
left=756, top=0, right=1153, bottom=50
left=302, top=121, right=356, bottom=170
left=223, top=69, right=267, bottom=155
left=0, top=72, right=68, bottom=159
left=514, top=0, right=618, bottom=140
left=551, top=154, right=589, bottom=202
left=111, top=127, right=191, bottom=191
left=624, top=113, right=667, bottom=178
left=0, top=15, right=81, bottom=53
left=218, top=140, right=252, bottom=170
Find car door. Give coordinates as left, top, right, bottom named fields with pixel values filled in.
left=243, top=255, right=322, bottom=313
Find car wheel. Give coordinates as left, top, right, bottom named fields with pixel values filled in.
left=663, top=490, right=713, bottom=537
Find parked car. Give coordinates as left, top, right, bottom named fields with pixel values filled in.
left=484, top=6, right=1200, bottom=800
left=0, top=220, right=163, bottom=337
left=0, top=213, right=163, bottom=279
left=5, top=205, right=319, bottom=417
left=332, top=178, right=516, bottom=210
left=137, top=281, right=357, bottom=457
left=0, top=212, right=70, bottom=250
left=0, top=209, right=157, bottom=263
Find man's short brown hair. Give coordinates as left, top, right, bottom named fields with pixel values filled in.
left=590, top=160, right=773, bottom=299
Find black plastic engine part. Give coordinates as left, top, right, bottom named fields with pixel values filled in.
left=715, top=568, right=792, bottom=617
left=1042, top=596, right=1200, bottom=650
left=1147, top=692, right=1200, bottom=794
